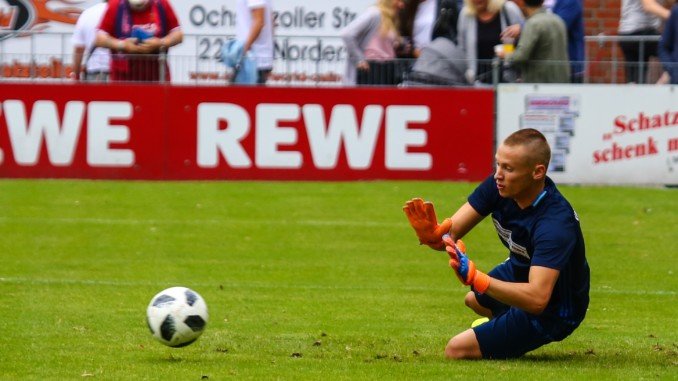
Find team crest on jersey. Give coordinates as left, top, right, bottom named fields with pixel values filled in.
left=0, top=0, right=80, bottom=41
left=492, top=218, right=530, bottom=260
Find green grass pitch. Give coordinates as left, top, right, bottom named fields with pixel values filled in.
left=0, top=179, right=675, bottom=380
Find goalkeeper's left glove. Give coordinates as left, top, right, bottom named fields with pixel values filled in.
left=442, top=235, right=490, bottom=294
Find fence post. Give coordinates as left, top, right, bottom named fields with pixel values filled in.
left=638, top=39, right=645, bottom=84
left=492, top=57, right=500, bottom=88
left=159, top=51, right=167, bottom=83
left=30, top=32, right=35, bottom=79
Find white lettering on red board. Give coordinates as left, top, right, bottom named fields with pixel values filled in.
left=197, top=103, right=432, bottom=170
left=0, top=100, right=134, bottom=167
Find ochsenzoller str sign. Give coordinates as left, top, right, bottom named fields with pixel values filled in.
left=0, top=0, right=374, bottom=83
left=497, top=84, right=678, bottom=185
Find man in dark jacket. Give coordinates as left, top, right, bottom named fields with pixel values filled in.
left=550, top=0, right=585, bottom=83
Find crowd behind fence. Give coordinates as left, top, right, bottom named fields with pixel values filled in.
left=0, top=32, right=672, bottom=86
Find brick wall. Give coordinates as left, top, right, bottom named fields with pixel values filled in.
left=584, top=0, right=624, bottom=82
left=584, top=0, right=622, bottom=35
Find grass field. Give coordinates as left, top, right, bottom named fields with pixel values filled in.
left=0, top=179, right=676, bottom=380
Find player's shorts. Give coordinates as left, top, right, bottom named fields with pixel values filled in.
left=472, top=259, right=579, bottom=359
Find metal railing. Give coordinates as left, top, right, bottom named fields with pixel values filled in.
left=0, top=31, right=673, bottom=86
left=584, top=34, right=663, bottom=84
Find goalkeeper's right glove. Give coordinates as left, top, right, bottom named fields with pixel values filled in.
left=403, top=198, right=452, bottom=250
left=443, top=235, right=490, bottom=294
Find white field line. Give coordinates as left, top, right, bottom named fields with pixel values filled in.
left=0, top=216, right=399, bottom=228
left=0, top=276, right=674, bottom=296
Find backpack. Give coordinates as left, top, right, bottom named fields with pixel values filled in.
left=431, top=0, right=459, bottom=43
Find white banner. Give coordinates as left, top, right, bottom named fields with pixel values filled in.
left=497, top=84, right=678, bottom=185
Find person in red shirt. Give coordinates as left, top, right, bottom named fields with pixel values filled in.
left=95, top=0, right=182, bottom=82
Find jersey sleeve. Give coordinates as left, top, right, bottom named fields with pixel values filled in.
left=467, top=174, right=500, bottom=216
left=530, top=211, right=578, bottom=270
left=71, top=14, right=87, bottom=46
left=97, top=0, right=119, bottom=36
left=161, top=0, right=181, bottom=33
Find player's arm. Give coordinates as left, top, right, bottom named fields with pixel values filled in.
left=448, top=202, right=485, bottom=241
left=483, top=266, right=559, bottom=315
left=445, top=238, right=559, bottom=315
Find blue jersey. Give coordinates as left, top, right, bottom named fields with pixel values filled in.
left=468, top=175, right=590, bottom=325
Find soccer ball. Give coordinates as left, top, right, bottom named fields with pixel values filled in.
left=146, top=286, right=209, bottom=347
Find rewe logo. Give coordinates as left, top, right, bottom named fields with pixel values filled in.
left=197, top=103, right=432, bottom=170
left=0, top=100, right=135, bottom=166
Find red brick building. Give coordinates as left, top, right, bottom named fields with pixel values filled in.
left=582, top=0, right=675, bottom=82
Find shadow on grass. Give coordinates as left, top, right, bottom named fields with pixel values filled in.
left=141, top=353, right=209, bottom=364
left=519, top=351, right=598, bottom=362
left=516, top=347, right=675, bottom=366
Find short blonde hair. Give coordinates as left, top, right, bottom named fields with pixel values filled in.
left=503, top=128, right=551, bottom=169
left=463, top=0, right=505, bottom=16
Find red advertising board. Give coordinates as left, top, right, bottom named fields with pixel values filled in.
left=0, top=83, right=494, bottom=181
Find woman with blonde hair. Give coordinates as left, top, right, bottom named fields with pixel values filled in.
left=341, top=0, right=406, bottom=85
left=457, top=0, right=524, bottom=84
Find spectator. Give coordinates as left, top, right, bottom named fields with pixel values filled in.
left=341, top=0, right=405, bottom=85
left=235, top=0, right=274, bottom=85
left=397, top=0, right=459, bottom=82
left=71, top=0, right=110, bottom=82
left=502, top=0, right=570, bottom=83
left=659, top=4, right=678, bottom=83
left=457, top=0, right=524, bottom=84
left=95, top=0, right=183, bottom=82
left=403, top=0, right=463, bottom=56
left=618, top=0, right=670, bottom=83
left=398, top=0, right=423, bottom=59
left=403, top=0, right=469, bottom=86
left=546, top=0, right=585, bottom=83
left=412, top=0, right=439, bottom=54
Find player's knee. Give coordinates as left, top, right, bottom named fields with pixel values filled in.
left=444, top=331, right=482, bottom=360
left=444, top=337, right=476, bottom=360
left=444, top=340, right=465, bottom=359
left=464, top=291, right=477, bottom=309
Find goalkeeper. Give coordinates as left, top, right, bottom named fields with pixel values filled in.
left=404, top=128, right=590, bottom=359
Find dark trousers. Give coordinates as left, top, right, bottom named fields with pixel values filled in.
left=619, top=28, right=659, bottom=83
left=257, top=68, right=272, bottom=85
left=356, top=60, right=403, bottom=86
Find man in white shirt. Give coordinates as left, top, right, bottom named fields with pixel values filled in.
left=235, top=0, right=274, bottom=84
left=71, top=0, right=110, bottom=81
left=413, top=0, right=437, bottom=53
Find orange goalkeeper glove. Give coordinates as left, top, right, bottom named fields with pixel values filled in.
left=403, top=198, right=452, bottom=250
left=443, top=235, right=490, bottom=293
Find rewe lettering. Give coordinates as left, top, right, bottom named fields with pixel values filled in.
left=0, top=100, right=134, bottom=167
left=197, top=103, right=432, bottom=170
